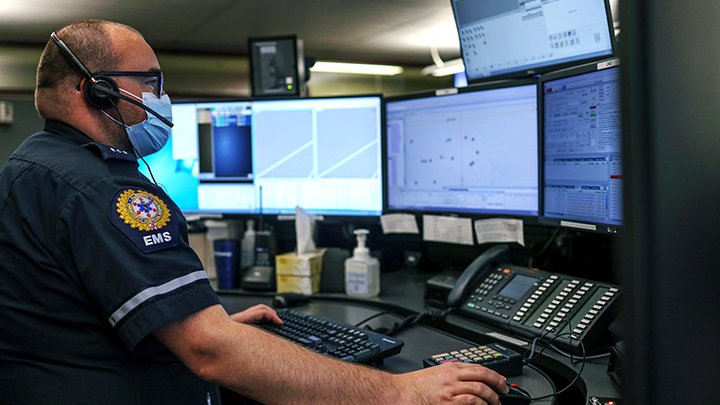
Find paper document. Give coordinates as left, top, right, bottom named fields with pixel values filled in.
left=380, top=214, right=419, bottom=234
left=423, top=215, right=474, bottom=245
left=474, top=218, right=525, bottom=246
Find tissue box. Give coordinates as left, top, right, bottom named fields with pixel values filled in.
left=275, top=249, right=326, bottom=295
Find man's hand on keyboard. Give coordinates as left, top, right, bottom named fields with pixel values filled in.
left=229, top=304, right=283, bottom=325
left=396, top=361, right=509, bottom=405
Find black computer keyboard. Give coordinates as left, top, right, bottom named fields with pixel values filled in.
left=256, top=309, right=404, bottom=364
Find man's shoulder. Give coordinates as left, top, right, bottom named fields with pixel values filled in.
left=13, top=130, right=101, bottom=164
left=8, top=129, right=134, bottom=188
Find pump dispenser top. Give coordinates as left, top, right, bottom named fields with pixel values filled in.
left=353, top=229, right=370, bottom=258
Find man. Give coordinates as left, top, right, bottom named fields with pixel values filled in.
left=0, top=20, right=509, bottom=405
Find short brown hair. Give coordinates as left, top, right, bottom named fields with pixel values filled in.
left=36, top=20, right=140, bottom=90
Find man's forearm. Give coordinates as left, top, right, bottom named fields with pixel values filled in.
left=156, top=305, right=404, bottom=405
left=213, top=323, right=402, bottom=405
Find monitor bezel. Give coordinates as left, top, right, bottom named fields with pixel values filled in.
left=248, top=35, right=301, bottom=98
left=382, top=78, right=540, bottom=220
left=536, top=58, right=622, bottom=235
left=452, top=0, right=618, bottom=86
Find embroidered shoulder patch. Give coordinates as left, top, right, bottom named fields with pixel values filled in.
left=110, top=188, right=179, bottom=253
left=116, top=189, right=171, bottom=231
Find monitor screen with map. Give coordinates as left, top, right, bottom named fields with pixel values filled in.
left=384, top=80, right=539, bottom=216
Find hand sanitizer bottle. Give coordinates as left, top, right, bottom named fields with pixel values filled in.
left=344, top=229, right=380, bottom=298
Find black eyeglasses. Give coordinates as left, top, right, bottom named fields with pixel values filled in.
left=95, top=71, right=164, bottom=98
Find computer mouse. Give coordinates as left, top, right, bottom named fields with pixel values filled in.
left=272, top=293, right=311, bottom=308
left=497, top=385, right=532, bottom=405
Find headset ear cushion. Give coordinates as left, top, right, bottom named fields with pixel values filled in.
left=82, top=75, right=119, bottom=110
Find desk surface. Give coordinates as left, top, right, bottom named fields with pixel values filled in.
left=216, top=268, right=621, bottom=404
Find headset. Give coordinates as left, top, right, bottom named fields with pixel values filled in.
left=50, top=32, right=173, bottom=128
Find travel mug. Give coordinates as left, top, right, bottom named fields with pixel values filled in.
left=214, top=239, right=240, bottom=289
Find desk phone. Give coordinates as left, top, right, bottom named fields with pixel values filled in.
left=447, top=245, right=621, bottom=353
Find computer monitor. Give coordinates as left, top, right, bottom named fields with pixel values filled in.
left=143, top=97, right=383, bottom=216
left=248, top=35, right=301, bottom=98
left=452, top=0, right=616, bottom=84
left=384, top=80, right=539, bottom=216
left=250, top=96, right=383, bottom=216
left=538, top=59, right=622, bottom=234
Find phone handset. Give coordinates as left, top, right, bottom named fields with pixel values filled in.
left=446, top=244, right=512, bottom=309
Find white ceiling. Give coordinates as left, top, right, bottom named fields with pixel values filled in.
left=0, top=0, right=466, bottom=66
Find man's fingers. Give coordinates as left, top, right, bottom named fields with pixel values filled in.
left=230, top=304, right=283, bottom=324
left=448, top=393, right=490, bottom=405
left=440, top=363, right=509, bottom=394
left=450, top=382, right=501, bottom=405
left=448, top=364, right=508, bottom=394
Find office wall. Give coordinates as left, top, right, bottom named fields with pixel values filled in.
left=0, top=97, right=44, bottom=165
left=0, top=47, right=40, bottom=91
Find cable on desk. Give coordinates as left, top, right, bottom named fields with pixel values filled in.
left=527, top=339, right=585, bottom=402
left=371, top=308, right=454, bottom=337
left=521, top=321, right=587, bottom=403
left=523, top=320, right=571, bottom=361
left=354, top=310, right=394, bottom=328
left=527, top=363, right=558, bottom=405
left=547, top=343, right=611, bottom=363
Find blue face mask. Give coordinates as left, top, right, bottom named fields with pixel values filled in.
left=102, top=90, right=173, bottom=158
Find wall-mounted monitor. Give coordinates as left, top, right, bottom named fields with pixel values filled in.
left=384, top=80, right=539, bottom=216
left=538, top=59, right=622, bottom=234
left=452, top=0, right=616, bottom=84
left=248, top=35, right=301, bottom=98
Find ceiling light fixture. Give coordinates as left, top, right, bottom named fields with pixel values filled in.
left=309, top=61, right=404, bottom=76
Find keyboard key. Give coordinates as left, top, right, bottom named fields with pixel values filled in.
left=354, top=348, right=372, bottom=362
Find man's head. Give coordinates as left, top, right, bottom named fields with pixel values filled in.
left=35, top=20, right=163, bottom=151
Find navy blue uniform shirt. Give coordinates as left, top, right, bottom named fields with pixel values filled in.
left=0, top=120, right=222, bottom=404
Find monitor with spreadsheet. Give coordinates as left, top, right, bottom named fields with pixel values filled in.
left=451, top=0, right=616, bottom=83
left=384, top=80, right=539, bottom=216
left=538, top=59, right=622, bottom=233
left=143, top=97, right=383, bottom=216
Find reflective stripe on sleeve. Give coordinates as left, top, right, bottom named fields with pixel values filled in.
left=108, top=271, right=209, bottom=327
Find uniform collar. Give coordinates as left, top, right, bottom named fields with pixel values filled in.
left=43, top=119, right=137, bottom=162
left=43, top=119, right=95, bottom=146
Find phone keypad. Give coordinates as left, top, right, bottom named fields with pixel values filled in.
left=474, top=273, right=504, bottom=297
left=423, top=342, right=524, bottom=377
left=428, top=345, right=506, bottom=365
